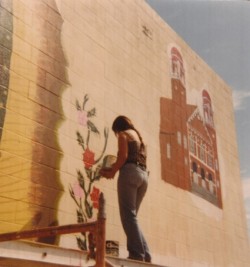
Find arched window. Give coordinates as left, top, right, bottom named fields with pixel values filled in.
left=207, top=152, right=213, bottom=168
left=171, top=47, right=185, bottom=84
left=202, top=90, right=214, bottom=127
left=192, top=162, right=197, bottom=173
left=183, top=135, right=187, bottom=149
left=200, top=144, right=206, bottom=162
left=189, top=134, right=196, bottom=155
left=166, top=143, right=171, bottom=159
left=201, top=168, right=205, bottom=180
left=177, top=131, right=182, bottom=145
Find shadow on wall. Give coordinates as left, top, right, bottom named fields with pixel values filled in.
left=0, top=0, right=69, bottom=244
left=0, top=1, right=13, bottom=141
left=28, top=0, right=69, bottom=244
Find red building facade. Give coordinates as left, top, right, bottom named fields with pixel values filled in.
left=160, top=47, right=222, bottom=208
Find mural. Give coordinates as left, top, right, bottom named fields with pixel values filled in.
left=0, top=0, right=111, bottom=249
left=0, top=0, right=68, bottom=244
left=0, top=1, right=13, bottom=141
left=160, top=46, right=222, bottom=208
left=70, top=94, right=109, bottom=250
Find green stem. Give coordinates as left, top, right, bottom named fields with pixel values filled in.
left=86, top=129, right=90, bottom=147
left=94, top=127, right=109, bottom=164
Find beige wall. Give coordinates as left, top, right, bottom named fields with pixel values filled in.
left=0, top=0, right=249, bottom=266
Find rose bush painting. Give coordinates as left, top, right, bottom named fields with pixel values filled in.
left=69, top=94, right=109, bottom=250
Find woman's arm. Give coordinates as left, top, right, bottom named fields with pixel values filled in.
left=100, top=132, right=128, bottom=179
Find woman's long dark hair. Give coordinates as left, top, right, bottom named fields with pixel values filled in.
left=112, top=116, right=145, bottom=148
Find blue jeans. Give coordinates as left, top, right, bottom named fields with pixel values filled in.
left=118, top=163, right=151, bottom=262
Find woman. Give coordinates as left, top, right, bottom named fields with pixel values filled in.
left=100, top=116, right=151, bottom=263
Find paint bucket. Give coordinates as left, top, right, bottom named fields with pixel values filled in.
left=106, top=240, right=119, bottom=256
left=102, top=155, right=117, bottom=169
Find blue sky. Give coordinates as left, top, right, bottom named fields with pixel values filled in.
left=146, top=0, right=250, bottom=236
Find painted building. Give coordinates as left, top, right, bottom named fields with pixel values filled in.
left=0, top=0, right=249, bottom=266
left=160, top=47, right=222, bottom=208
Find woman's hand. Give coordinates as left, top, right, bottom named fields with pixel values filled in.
left=100, top=132, right=128, bottom=179
left=99, top=168, right=116, bottom=179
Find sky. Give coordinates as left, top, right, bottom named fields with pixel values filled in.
left=146, top=0, right=250, bottom=236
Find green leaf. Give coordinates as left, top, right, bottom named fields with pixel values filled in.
left=77, top=209, right=84, bottom=223
left=75, top=99, right=81, bottom=111
left=77, top=170, right=86, bottom=190
left=69, top=185, right=75, bottom=198
left=76, top=236, right=87, bottom=251
left=94, top=172, right=101, bottom=181
left=85, top=168, right=92, bottom=180
left=87, top=108, right=96, bottom=117
left=87, top=120, right=100, bottom=134
left=76, top=131, right=85, bottom=149
left=83, top=94, right=89, bottom=110
left=85, top=200, right=93, bottom=219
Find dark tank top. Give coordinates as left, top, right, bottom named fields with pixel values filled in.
left=125, top=137, right=147, bottom=168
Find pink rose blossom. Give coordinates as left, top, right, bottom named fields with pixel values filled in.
left=73, top=182, right=84, bottom=199
left=78, top=110, right=88, bottom=127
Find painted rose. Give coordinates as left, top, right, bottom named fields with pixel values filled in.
left=90, top=186, right=100, bottom=209
left=83, top=148, right=95, bottom=169
left=78, top=110, right=88, bottom=127
left=73, top=182, right=84, bottom=199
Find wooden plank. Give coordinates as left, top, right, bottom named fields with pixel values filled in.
left=0, top=222, right=97, bottom=242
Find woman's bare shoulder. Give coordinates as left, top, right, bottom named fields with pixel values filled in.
left=117, top=131, right=127, bottom=139
left=124, top=129, right=139, bottom=142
